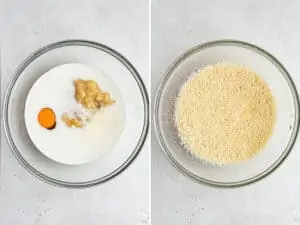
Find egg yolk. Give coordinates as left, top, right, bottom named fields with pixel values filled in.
left=38, top=108, right=56, bottom=130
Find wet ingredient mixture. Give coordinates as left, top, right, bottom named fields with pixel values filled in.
left=175, top=63, right=276, bottom=165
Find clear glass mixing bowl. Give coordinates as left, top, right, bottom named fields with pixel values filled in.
left=3, top=40, right=149, bottom=188
left=154, top=40, right=299, bottom=188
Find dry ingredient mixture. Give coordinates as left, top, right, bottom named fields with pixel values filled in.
left=61, top=79, right=115, bottom=128
left=175, top=63, right=276, bottom=165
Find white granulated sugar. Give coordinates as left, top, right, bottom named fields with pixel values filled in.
left=174, top=63, right=276, bottom=165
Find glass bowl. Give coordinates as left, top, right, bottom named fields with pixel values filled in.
left=154, top=40, right=299, bottom=188
left=3, top=39, right=149, bottom=188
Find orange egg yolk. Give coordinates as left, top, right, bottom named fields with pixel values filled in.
left=38, top=107, right=56, bottom=130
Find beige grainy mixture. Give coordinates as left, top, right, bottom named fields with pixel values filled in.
left=175, top=63, right=276, bottom=165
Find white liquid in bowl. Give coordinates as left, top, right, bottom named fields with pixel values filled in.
left=24, top=63, right=125, bottom=165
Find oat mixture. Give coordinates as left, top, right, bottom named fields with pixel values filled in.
left=175, top=63, right=276, bottom=165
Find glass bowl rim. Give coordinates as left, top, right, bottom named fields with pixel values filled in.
left=2, top=39, right=149, bottom=188
left=153, top=39, right=300, bottom=188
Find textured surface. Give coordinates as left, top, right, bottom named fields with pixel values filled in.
left=175, top=63, right=276, bottom=164
left=152, top=0, right=300, bottom=224
left=0, top=0, right=149, bottom=224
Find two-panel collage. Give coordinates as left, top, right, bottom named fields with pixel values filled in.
left=1, top=0, right=300, bottom=224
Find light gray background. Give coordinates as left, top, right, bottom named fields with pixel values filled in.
left=151, top=0, right=300, bottom=224
left=0, top=0, right=149, bottom=225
